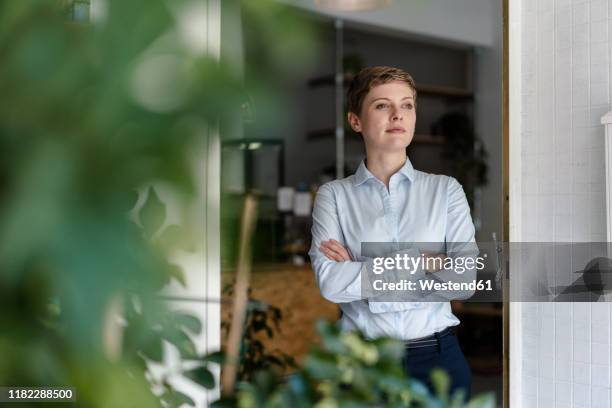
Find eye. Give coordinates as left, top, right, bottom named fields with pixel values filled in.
left=375, top=103, right=388, bottom=109
left=403, top=103, right=414, bottom=110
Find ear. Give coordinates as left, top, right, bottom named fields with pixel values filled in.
left=347, top=111, right=362, bottom=133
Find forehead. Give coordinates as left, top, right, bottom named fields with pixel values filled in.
left=364, top=81, right=414, bottom=101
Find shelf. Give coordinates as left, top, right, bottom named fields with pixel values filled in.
left=453, top=303, right=502, bottom=317
left=411, top=134, right=445, bottom=145
left=307, top=73, right=357, bottom=87
left=416, top=84, right=473, bottom=99
left=307, top=128, right=444, bottom=145
left=307, top=128, right=336, bottom=140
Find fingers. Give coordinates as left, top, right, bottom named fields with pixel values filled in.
left=330, top=239, right=354, bottom=261
left=422, top=253, right=446, bottom=273
left=320, top=240, right=347, bottom=261
left=325, top=239, right=351, bottom=259
left=319, top=239, right=352, bottom=261
left=320, top=244, right=345, bottom=261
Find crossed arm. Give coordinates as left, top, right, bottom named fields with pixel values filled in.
left=319, top=239, right=446, bottom=273
left=309, top=178, right=478, bottom=305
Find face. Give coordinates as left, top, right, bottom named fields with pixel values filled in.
left=348, top=81, right=416, bottom=153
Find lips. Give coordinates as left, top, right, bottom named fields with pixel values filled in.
left=386, top=127, right=405, bottom=133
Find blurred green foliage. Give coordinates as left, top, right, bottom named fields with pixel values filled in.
left=214, top=320, right=495, bottom=408
left=0, top=0, right=315, bottom=406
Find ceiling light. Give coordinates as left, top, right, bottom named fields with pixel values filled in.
left=314, top=0, right=393, bottom=12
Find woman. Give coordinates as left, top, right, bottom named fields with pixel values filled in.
left=308, top=66, right=476, bottom=399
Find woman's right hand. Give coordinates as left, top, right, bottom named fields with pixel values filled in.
left=420, top=252, right=446, bottom=273
left=319, top=239, right=354, bottom=262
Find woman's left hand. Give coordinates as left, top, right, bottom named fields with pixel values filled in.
left=319, top=239, right=354, bottom=262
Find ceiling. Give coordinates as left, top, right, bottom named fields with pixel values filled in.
left=282, top=0, right=499, bottom=48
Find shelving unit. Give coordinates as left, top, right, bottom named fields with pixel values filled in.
left=308, top=74, right=474, bottom=100
left=304, top=24, right=476, bottom=179
left=416, top=84, right=474, bottom=99
left=306, top=128, right=445, bottom=145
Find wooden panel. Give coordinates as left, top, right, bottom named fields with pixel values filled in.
left=502, top=0, right=509, bottom=407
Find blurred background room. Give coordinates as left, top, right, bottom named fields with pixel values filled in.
left=0, top=0, right=503, bottom=406
left=219, top=0, right=504, bottom=403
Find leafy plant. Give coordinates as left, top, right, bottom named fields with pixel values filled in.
left=222, top=282, right=297, bottom=382
left=0, top=0, right=315, bottom=406
left=214, top=320, right=495, bottom=408
left=120, top=186, right=218, bottom=407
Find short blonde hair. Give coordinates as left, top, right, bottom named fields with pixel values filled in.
left=346, top=66, right=417, bottom=115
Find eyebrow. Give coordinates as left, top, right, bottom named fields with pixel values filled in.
left=370, top=97, right=414, bottom=104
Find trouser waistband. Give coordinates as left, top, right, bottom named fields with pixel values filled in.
left=404, top=326, right=455, bottom=349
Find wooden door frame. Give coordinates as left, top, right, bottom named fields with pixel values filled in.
left=502, top=0, right=509, bottom=406
left=505, top=0, right=524, bottom=406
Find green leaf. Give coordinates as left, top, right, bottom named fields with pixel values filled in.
left=141, top=336, right=163, bottom=362
left=372, top=338, right=404, bottom=362
left=157, top=224, right=194, bottom=252
left=302, top=351, right=340, bottom=379
left=203, top=350, right=225, bottom=364
left=161, top=390, right=195, bottom=408
left=210, top=397, right=238, bottom=408
left=286, top=373, right=308, bottom=397
left=315, top=320, right=346, bottom=355
left=430, top=368, right=450, bottom=400
left=139, top=186, right=166, bottom=238
left=185, top=366, right=216, bottom=389
left=168, top=263, right=186, bottom=287
left=175, top=312, right=202, bottom=335
left=408, top=379, right=433, bottom=402
left=465, top=392, right=496, bottom=408
left=376, top=375, right=412, bottom=394
left=449, top=389, right=467, bottom=408
left=163, top=330, right=198, bottom=359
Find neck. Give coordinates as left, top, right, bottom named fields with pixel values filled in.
left=364, top=151, right=407, bottom=187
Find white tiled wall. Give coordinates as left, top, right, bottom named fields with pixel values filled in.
left=518, top=0, right=612, bottom=406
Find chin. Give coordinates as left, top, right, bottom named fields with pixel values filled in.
left=379, top=142, right=411, bottom=153
left=366, top=135, right=413, bottom=152
left=390, top=136, right=413, bottom=150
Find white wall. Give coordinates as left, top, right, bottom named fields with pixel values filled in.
left=511, top=0, right=612, bottom=406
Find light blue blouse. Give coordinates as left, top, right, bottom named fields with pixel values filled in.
left=308, top=158, right=477, bottom=340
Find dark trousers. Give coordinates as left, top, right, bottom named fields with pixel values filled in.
left=402, top=331, right=472, bottom=401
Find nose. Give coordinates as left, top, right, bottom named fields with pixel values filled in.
left=391, top=107, right=402, bottom=121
